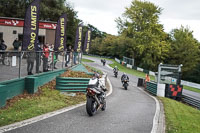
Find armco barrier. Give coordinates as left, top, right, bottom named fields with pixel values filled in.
left=146, top=81, right=157, bottom=95
left=0, top=69, right=67, bottom=108
left=25, top=69, right=66, bottom=94
left=182, top=95, right=200, bottom=110
left=0, top=78, right=25, bottom=100
left=56, top=77, right=90, bottom=92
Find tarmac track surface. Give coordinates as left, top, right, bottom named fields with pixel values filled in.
left=5, top=56, right=156, bottom=133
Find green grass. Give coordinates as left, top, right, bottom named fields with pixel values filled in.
left=0, top=87, right=86, bottom=127
left=108, top=59, right=155, bottom=81
left=160, top=97, right=200, bottom=133
left=83, top=63, right=103, bottom=75
left=183, top=85, right=200, bottom=93
left=81, top=58, right=94, bottom=62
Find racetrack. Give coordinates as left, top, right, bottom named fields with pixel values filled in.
left=4, top=56, right=157, bottom=133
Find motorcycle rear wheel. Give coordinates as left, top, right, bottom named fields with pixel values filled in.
left=86, top=98, right=97, bottom=116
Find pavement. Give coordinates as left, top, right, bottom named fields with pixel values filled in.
left=0, top=55, right=70, bottom=82
left=0, top=56, right=164, bottom=133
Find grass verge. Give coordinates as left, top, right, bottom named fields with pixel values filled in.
left=0, top=70, right=95, bottom=127
left=159, top=97, right=200, bottom=133
left=108, top=59, right=155, bottom=81
left=183, top=85, right=200, bottom=93
left=0, top=86, right=86, bottom=127
left=83, top=64, right=103, bottom=75
left=81, top=58, right=94, bottom=62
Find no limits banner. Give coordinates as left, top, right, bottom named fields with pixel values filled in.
left=83, top=29, right=92, bottom=53
left=74, top=24, right=83, bottom=52
left=54, top=13, right=67, bottom=51
left=22, top=0, right=41, bottom=51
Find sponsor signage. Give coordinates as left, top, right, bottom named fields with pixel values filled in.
left=0, top=18, right=56, bottom=29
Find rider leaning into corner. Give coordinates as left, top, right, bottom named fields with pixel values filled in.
left=113, top=66, right=119, bottom=73
left=121, top=72, right=129, bottom=83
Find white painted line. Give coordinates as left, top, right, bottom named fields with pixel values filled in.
left=0, top=103, right=86, bottom=133
left=106, top=76, right=113, bottom=97
left=106, top=64, right=113, bottom=70
left=0, top=77, right=113, bottom=133
left=135, top=86, right=161, bottom=133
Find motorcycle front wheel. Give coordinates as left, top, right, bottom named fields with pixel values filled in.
left=86, top=97, right=97, bottom=116
left=101, top=100, right=106, bottom=111
left=124, top=83, right=128, bottom=90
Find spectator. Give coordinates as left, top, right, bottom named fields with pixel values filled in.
left=0, top=39, right=7, bottom=65
left=12, top=38, right=21, bottom=51
left=27, top=50, right=35, bottom=75
left=48, top=44, right=54, bottom=69
left=43, top=43, right=49, bottom=72
left=36, top=40, right=42, bottom=73
left=65, top=47, right=71, bottom=67
left=53, top=50, right=58, bottom=69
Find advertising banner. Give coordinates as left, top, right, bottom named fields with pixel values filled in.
left=22, top=0, right=41, bottom=51
left=54, top=13, right=67, bottom=51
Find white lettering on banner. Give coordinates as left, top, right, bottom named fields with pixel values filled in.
left=5, top=21, right=11, bottom=24
left=43, top=24, right=51, bottom=28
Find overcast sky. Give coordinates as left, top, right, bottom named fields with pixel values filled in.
left=68, top=0, right=200, bottom=41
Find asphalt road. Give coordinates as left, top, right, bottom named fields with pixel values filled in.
left=5, top=56, right=156, bottom=133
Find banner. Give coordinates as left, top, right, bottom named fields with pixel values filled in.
left=22, top=0, right=41, bottom=51
left=74, top=24, right=83, bottom=52
left=83, top=29, right=92, bottom=53
left=54, top=13, right=67, bottom=51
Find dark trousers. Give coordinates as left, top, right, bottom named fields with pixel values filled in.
left=43, top=57, right=48, bottom=71
left=27, top=61, right=34, bottom=73
left=36, top=53, right=41, bottom=73
left=0, top=53, right=5, bottom=65
left=65, top=52, right=70, bottom=66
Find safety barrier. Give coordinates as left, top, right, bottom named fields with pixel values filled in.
left=56, top=77, right=90, bottom=92
left=182, top=95, right=200, bottom=110
left=146, top=82, right=157, bottom=95
left=0, top=69, right=66, bottom=108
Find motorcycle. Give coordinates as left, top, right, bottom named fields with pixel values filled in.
left=114, top=70, right=118, bottom=78
left=86, top=77, right=107, bottom=116
left=122, top=79, right=129, bottom=90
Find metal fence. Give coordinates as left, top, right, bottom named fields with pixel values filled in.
left=0, top=50, right=82, bottom=82
left=182, top=94, right=200, bottom=110
left=123, top=56, right=134, bottom=66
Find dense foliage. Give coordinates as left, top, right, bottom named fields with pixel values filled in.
left=89, top=0, right=200, bottom=83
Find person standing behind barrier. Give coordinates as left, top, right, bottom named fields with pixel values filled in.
left=36, top=41, right=42, bottom=73
left=43, top=43, right=49, bottom=72
left=145, top=74, right=150, bottom=82
left=65, top=47, right=71, bottom=67
left=0, top=39, right=7, bottom=65
left=27, top=50, right=36, bottom=75
left=53, top=50, right=58, bottom=69
left=145, top=74, right=150, bottom=88
left=12, top=38, right=21, bottom=51
left=48, top=44, right=55, bottom=69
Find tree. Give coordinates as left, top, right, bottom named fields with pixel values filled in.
left=168, top=26, right=200, bottom=79
left=116, top=0, right=169, bottom=71
left=87, top=24, right=107, bottom=39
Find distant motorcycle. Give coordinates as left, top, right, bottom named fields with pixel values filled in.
left=86, top=77, right=107, bottom=116
left=122, top=78, right=129, bottom=90
left=114, top=70, right=118, bottom=78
